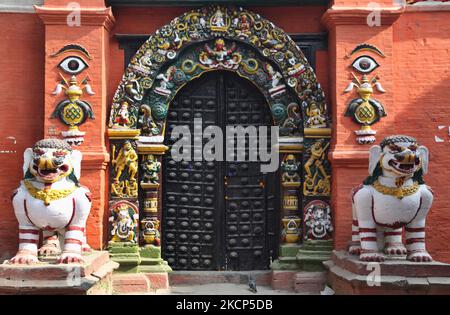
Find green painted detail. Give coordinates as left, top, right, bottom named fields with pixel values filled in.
left=279, top=244, right=302, bottom=257
left=108, top=242, right=140, bottom=254
left=270, top=257, right=300, bottom=271
left=140, top=245, right=162, bottom=259
left=296, top=239, right=333, bottom=271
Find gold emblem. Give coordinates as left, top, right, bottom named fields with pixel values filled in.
left=24, top=180, right=77, bottom=206
left=373, top=180, right=419, bottom=199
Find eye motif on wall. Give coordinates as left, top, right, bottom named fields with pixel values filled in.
left=351, top=55, right=379, bottom=74
left=344, top=44, right=386, bottom=145
left=58, top=56, right=89, bottom=75
left=50, top=44, right=95, bottom=146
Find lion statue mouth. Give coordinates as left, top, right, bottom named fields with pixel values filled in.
left=388, top=159, right=416, bottom=175
left=34, top=164, right=69, bottom=181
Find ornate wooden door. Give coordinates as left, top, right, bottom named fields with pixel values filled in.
left=162, top=71, right=279, bottom=271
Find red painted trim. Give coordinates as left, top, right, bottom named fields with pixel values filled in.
left=406, top=238, right=425, bottom=245
left=65, top=238, right=82, bottom=245
left=19, top=238, right=38, bottom=244
left=67, top=226, right=85, bottom=232
left=19, top=229, right=39, bottom=235
left=352, top=231, right=359, bottom=235
left=65, top=198, right=76, bottom=229
left=352, top=220, right=358, bottom=226
left=359, top=228, right=376, bottom=233
left=372, top=196, right=423, bottom=229
left=406, top=227, right=425, bottom=232
left=384, top=231, right=402, bottom=236
left=361, top=237, right=377, bottom=242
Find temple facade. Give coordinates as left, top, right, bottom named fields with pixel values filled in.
left=1, top=0, right=450, bottom=293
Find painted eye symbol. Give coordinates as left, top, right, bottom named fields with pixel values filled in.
left=58, top=56, right=88, bottom=74
left=351, top=56, right=379, bottom=73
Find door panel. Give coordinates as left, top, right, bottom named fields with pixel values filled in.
left=163, top=71, right=278, bottom=271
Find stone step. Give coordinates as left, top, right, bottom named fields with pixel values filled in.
left=294, top=271, right=327, bottom=294
left=169, top=270, right=272, bottom=286
left=112, top=272, right=170, bottom=294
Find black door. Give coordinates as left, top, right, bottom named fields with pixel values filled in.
left=162, top=71, right=279, bottom=271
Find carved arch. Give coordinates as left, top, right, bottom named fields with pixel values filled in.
left=108, top=5, right=330, bottom=139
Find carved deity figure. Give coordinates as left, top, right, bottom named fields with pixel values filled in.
left=350, top=135, right=433, bottom=262
left=141, top=155, right=161, bottom=184
left=306, top=102, right=327, bottom=128
left=303, top=140, right=330, bottom=196
left=139, top=104, right=159, bottom=136
left=281, top=154, right=300, bottom=183
left=8, top=139, right=92, bottom=264
left=112, top=141, right=138, bottom=182
left=304, top=201, right=333, bottom=240
left=114, top=102, right=131, bottom=128
left=109, top=202, right=138, bottom=243
left=199, top=39, right=241, bottom=69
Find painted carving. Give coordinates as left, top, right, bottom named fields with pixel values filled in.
left=303, top=140, right=331, bottom=196
left=111, top=141, right=138, bottom=198
left=304, top=200, right=333, bottom=241
left=281, top=154, right=300, bottom=183
left=51, top=75, right=94, bottom=146
left=344, top=44, right=386, bottom=145
left=305, top=102, right=327, bottom=128
left=109, top=200, right=139, bottom=243
left=282, top=217, right=301, bottom=243
left=350, top=135, right=433, bottom=262
left=141, top=155, right=161, bottom=184
left=109, top=5, right=328, bottom=138
left=8, top=139, right=92, bottom=264
left=141, top=217, right=161, bottom=246
left=51, top=44, right=95, bottom=146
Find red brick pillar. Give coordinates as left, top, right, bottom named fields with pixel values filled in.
left=321, top=2, right=404, bottom=250
left=35, top=0, right=115, bottom=249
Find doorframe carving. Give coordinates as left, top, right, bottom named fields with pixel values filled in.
left=107, top=5, right=332, bottom=270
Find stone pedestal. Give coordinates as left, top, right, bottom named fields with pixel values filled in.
left=271, top=244, right=301, bottom=270
left=108, top=242, right=141, bottom=272
left=0, top=251, right=118, bottom=295
left=324, top=251, right=450, bottom=295
left=297, top=239, right=333, bottom=271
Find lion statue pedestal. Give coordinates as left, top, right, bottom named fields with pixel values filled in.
left=324, top=135, right=450, bottom=294
left=0, top=139, right=118, bottom=294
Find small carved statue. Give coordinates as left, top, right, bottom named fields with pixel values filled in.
left=113, top=102, right=131, bottom=128
left=141, top=218, right=161, bottom=246
left=9, top=139, right=92, bottom=264
left=281, top=154, right=300, bottom=183
left=109, top=202, right=139, bottom=243
left=306, top=102, right=327, bottom=128
left=139, top=104, right=159, bottom=136
left=350, top=135, right=433, bottom=262
left=112, top=141, right=138, bottom=182
left=141, top=155, right=161, bottom=184
left=303, top=140, right=330, bottom=196
left=304, top=201, right=333, bottom=240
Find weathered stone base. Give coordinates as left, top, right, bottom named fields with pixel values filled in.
left=270, top=244, right=301, bottom=270
left=297, top=240, right=333, bottom=271
left=0, top=251, right=118, bottom=295
left=169, top=270, right=272, bottom=286
left=112, top=272, right=170, bottom=294
left=325, top=251, right=450, bottom=295
left=271, top=270, right=326, bottom=293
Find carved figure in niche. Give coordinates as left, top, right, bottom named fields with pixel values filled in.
left=304, top=140, right=330, bottom=196
left=8, top=139, right=92, bottom=264
left=111, top=179, right=125, bottom=198
left=155, top=66, right=176, bottom=97
left=280, top=103, right=302, bottom=135
left=112, top=141, right=138, bottom=183
left=113, top=102, right=131, bottom=128
left=139, top=104, right=160, bottom=136
left=199, top=39, right=242, bottom=70
left=142, top=218, right=161, bottom=246
left=350, top=135, right=433, bottom=262
left=124, top=75, right=143, bottom=102
left=210, top=7, right=229, bottom=32
left=304, top=201, right=333, bottom=240
left=281, top=154, right=300, bottom=183
left=235, top=13, right=253, bottom=38
left=109, top=201, right=139, bottom=243
left=141, top=155, right=161, bottom=184
left=305, top=102, right=327, bottom=128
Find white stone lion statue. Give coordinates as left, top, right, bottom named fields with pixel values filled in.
left=350, top=135, right=433, bottom=262
left=8, top=139, right=92, bottom=264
